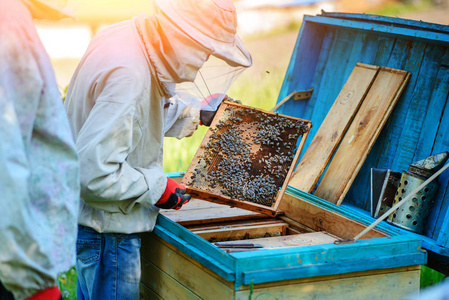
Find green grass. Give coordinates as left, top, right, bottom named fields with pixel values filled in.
left=421, top=265, right=446, bottom=289
left=58, top=267, right=77, bottom=299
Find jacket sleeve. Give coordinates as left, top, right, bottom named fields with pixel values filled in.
left=164, top=96, right=201, bottom=139
left=75, top=68, right=166, bottom=213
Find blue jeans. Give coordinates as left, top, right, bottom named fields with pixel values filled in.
left=76, top=225, right=141, bottom=300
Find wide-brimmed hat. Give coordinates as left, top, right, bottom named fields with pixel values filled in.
left=153, top=0, right=252, bottom=68
left=22, top=0, right=72, bottom=20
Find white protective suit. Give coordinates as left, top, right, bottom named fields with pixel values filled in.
left=0, top=0, right=80, bottom=299
left=64, top=0, right=252, bottom=234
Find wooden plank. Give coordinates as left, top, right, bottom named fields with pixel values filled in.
left=140, top=282, right=163, bottom=300
left=236, top=265, right=420, bottom=290
left=279, top=216, right=315, bottom=233
left=193, top=223, right=289, bottom=242
left=288, top=63, right=379, bottom=193
left=186, top=219, right=285, bottom=231
left=216, top=232, right=336, bottom=249
left=161, top=199, right=266, bottom=226
left=279, top=193, right=388, bottom=240
left=314, top=67, right=410, bottom=205
left=140, top=232, right=236, bottom=299
left=346, top=39, right=427, bottom=210
left=140, top=257, right=201, bottom=300
left=235, top=268, right=420, bottom=300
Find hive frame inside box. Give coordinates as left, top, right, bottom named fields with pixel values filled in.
left=182, top=101, right=312, bottom=217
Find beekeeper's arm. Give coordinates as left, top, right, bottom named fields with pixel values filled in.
left=165, top=93, right=228, bottom=137
left=76, top=67, right=186, bottom=213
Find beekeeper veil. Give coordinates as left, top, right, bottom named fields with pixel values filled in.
left=153, top=0, right=252, bottom=105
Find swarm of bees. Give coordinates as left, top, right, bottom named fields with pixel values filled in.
left=187, top=105, right=309, bottom=207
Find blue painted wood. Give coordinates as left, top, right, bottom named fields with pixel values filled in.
left=429, top=50, right=449, bottom=245
left=277, top=22, right=326, bottom=118
left=392, top=44, right=446, bottom=170
left=295, top=28, right=336, bottom=161
left=237, top=239, right=425, bottom=285
left=303, top=15, right=449, bottom=45
left=321, top=12, right=449, bottom=34
left=414, top=60, right=449, bottom=240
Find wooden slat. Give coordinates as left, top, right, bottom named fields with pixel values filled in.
left=140, top=282, right=163, bottom=300
left=140, top=258, right=201, bottom=300
left=186, top=219, right=285, bottom=231
left=288, top=63, right=380, bottom=193
left=314, top=67, right=410, bottom=205
left=161, top=199, right=266, bottom=226
left=235, top=268, right=420, bottom=300
left=216, top=232, right=336, bottom=249
left=140, top=232, right=236, bottom=299
left=193, top=223, right=288, bottom=242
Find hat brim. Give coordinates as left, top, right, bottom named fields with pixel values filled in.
left=154, top=0, right=252, bottom=68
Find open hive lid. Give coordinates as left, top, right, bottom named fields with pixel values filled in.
left=181, top=101, right=312, bottom=216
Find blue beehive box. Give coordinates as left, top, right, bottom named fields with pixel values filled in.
left=276, top=11, right=449, bottom=274
left=139, top=13, right=449, bottom=299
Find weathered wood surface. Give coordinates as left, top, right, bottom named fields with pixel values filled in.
left=192, top=223, right=288, bottom=242
left=185, top=219, right=285, bottom=231
left=140, top=232, right=235, bottom=299
left=289, top=63, right=379, bottom=193
left=140, top=229, right=420, bottom=300
left=140, top=283, right=163, bottom=300
left=215, top=232, right=336, bottom=249
left=314, top=67, right=410, bottom=205
left=279, top=193, right=388, bottom=239
left=235, top=266, right=420, bottom=300
left=160, top=199, right=267, bottom=226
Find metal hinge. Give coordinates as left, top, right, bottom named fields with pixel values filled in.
left=270, top=88, right=314, bottom=112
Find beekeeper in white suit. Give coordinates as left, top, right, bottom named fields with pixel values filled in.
left=64, top=0, right=252, bottom=298
left=0, top=0, right=80, bottom=299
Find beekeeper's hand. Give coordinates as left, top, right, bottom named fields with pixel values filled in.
left=200, top=93, right=228, bottom=126
left=155, top=178, right=191, bottom=210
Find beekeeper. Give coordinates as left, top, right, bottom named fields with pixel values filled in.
left=0, top=1, right=80, bottom=299
left=64, top=0, right=252, bottom=298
